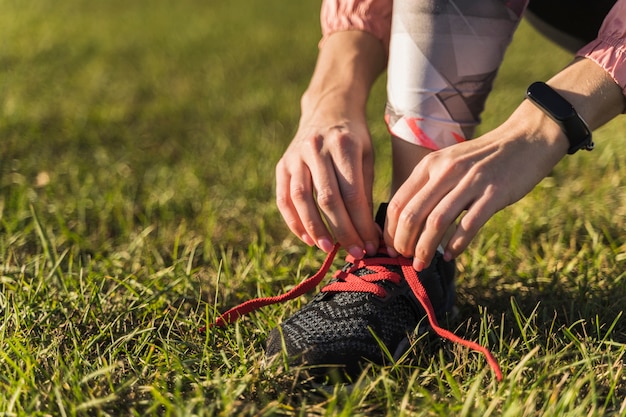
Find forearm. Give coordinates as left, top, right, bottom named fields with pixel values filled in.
left=301, top=30, right=386, bottom=123
left=502, top=57, right=626, bottom=160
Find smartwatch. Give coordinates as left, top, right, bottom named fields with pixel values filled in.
left=526, top=81, right=594, bottom=154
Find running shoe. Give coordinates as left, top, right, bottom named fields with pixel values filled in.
left=264, top=204, right=456, bottom=380
left=211, top=204, right=502, bottom=382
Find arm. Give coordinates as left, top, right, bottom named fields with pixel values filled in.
left=275, top=29, right=386, bottom=258
left=385, top=57, right=626, bottom=271
left=385, top=0, right=626, bottom=270
left=576, top=0, right=626, bottom=97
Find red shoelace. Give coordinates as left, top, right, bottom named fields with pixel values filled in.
left=210, top=244, right=503, bottom=382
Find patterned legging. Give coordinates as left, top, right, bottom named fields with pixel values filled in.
left=385, top=0, right=615, bottom=149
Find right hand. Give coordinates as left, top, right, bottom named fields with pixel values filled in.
left=275, top=115, right=380, bottom=258
left=274, top=30, right=387, bottom=258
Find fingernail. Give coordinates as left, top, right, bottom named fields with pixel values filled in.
left=386, top=246, right=398, bottom=257
left=348, top=246, right=365, bottom=259
left=301, top=234, right=315, bottom=246
left=443, top=250, right=453, bottom=262
left=317, top=238, right=334, bottom=253
left=365, top=242, right=378, bottom=255
left=413, top=259, right=425, bottom=271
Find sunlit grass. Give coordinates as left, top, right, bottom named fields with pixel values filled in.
left=1, top=0, right=626, bottom=415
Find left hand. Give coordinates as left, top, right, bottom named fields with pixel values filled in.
left=384, top=103, right=568, bottom=271
left=385, top=57, right=626, bottom=271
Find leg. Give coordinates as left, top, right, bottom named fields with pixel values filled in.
left=264, top=0, right=528, bottom=383
left=390, top=136, right=430, bottom=195
left=385, top=0, right=527, bottom=252
left=386, top=0, right=527, bottom=152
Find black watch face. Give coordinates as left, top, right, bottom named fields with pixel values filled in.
left=528, top=82, right=575, bottom=120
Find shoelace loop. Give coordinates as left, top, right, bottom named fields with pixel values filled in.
left=322, top=254, right=405, bottom=297
left=209, top=243, right=503, bottom=382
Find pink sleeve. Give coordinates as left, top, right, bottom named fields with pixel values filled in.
left=320, top=0, right=393, bottom=55
left=577, top=0, right=626, bottom=97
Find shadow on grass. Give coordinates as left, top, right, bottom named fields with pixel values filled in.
left=457, top=270, right=626, bottom=344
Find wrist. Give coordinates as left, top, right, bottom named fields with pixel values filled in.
left=300, top=87, right=367, bottom=123
left=502, top=99, right=570, bottom=159
left=301, top=31, right=385, bottom=119
left=526, top=81, right=593, bottom=154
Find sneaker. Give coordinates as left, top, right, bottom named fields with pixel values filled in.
left=210, top=204, right=502, bottom=382
left=264, top=204, right=456, bottom=380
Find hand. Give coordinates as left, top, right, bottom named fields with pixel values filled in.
left=274, top=31, right=386, bottom=258
left=384, top=101, right=569, bottom=270
left=276, top=117, right=380, bottom=258
left=384, top=57, right=625, bottom=270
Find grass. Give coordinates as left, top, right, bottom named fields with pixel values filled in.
left=1, top=0, right=626, bottom=415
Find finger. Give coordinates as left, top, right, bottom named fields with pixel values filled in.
left=290, top=163, right=337, bottom=253
left=444, top=192, right=498, bottom=261
left=412, top=186, right=473, bottom=270
left=275, top=162, right=316, bottom=247
left=310, top=157, right=367, bottom=259
left=387, top=172, right=446, bottom=258
left=333, top=142, right=379, bottom=255
left=360, top=147, right=380, bottom=253
left=383, top=173, right=427, bottom=255
left=290, top=131, right=368, bottom=258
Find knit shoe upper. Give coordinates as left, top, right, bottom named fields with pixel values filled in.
left=210, top=204, right=503, bottom=382
left=264, top=204, right=456, bottom=380
left=265, top=247, right=456, bottom=380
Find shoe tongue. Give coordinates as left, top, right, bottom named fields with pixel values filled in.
left=349, top=251, right=401, bottom=278
left=375, top=203, right=389, bottom=230
left=352, top=262, right=401, bottom=278
left=348, top=203, right=395, bottom=275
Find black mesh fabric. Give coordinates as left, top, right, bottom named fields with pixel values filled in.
left=265, top=205, right=456, bottom=381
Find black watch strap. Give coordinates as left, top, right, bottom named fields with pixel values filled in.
left=526, top=81, right=594, bottom=154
